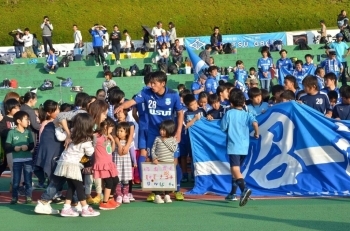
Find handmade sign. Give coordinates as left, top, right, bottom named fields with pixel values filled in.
left=141, top=163, right=176, bottom=191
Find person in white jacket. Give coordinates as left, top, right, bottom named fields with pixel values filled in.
left=22, top=28, right=35, bottom=58
left=157, top=42, right=169, bottom=65
left=73, top=24, right=83, bottom=49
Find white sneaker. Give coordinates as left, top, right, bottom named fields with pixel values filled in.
left=164, top=195, right=172, bottom=203
left=34, top=200, right=60, bottom=214
left=128, top=193, right=135, bottom=202
left=116, top=60, right=121, bottom=65
left=116, top=196, right=122, bottom=204
left=81, top=206, right=100, bottom=217
left=122, top=195, right=130, bottom=204
left=154, top=195, right=164, bottom=204
left=60, top=207, right=79, bottom=217
left=95, top=63, right=100, bottom=66
left=72, top=202, right=82, bottom=213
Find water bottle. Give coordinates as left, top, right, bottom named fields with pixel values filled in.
left=70, top=95, right=73, bottom=102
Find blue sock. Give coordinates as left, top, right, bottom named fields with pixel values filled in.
left=176, top=164, right=182, bottom=192
left=138, top=156, right=146, bottom=179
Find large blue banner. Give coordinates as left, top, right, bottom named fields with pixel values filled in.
left=185, top=32, right=287, bottom=50
left=188, top=101, right=350, bottom=196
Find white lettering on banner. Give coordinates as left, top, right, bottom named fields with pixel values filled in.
left=294, top=146, right=345, bottom=165
left=149, top=108, right=172, bottom=116
left=333, top=122, right=350, bottom=176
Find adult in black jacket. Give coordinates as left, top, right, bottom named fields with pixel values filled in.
left=110, top=25, right=121, bottom=65
left=210, top=26, right=223, bottom=54
left=9, top=29, right=24, bottom=58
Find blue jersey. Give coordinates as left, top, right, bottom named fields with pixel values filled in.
left=276, top=58, right=293, bottom=70
left=316, top=76, right=325, bottom=91
left=184, top=108, right=207, bottom=124
left=320, top=58, right=343, bottom=78
left=329, top=42, right=349, bottom=62
left=332, top=104, right=350, bottom=120
left=292, top=69, right=308, bottom=90
left=207, top=106, right=226, bottom=119
left=302, top=63, right=316, bottom=74
left=234, top=68, right=248, bottom=84
left=90, top=29, right=105, bottom=47
left=200, top=104, right=212, bottom=112
left=220, top=100, right=230, bottom=108
left=134, top=87, right=182, bottom=135
left=299, top=92, right=331, bottom=114
left=191, top=81, right=203, bottom=100
left=247, top=102, right=269, bottom=116
left=205, top=76, right=218, bottom=94
left=257, top=57, right=273, bottom=79
left=321, top=87, right=341, bottom=104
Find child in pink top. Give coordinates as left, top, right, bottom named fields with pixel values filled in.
left=93, top=117, right=120, bottom=210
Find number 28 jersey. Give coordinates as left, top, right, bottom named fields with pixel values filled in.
left=134, top=87, right=183, bottom=135
left=299, top=92, right=331, bottom=115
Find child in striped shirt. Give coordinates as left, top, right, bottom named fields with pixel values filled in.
left=151, top=120, right=178, bottom=204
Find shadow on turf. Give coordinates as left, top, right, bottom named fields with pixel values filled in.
left=0, top=203, right=62, bottom=218
left=216, top=212, right=349, bottom=231
left=184, top=199, right=241, bottom=208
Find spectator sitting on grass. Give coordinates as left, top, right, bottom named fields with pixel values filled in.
left=210, top=27, right=223, bottom=54
left=44, top=48, right=58, bottom=74
left=199, top=44, right=212, bottom=66
left=102, top=71, right=117, bottom=93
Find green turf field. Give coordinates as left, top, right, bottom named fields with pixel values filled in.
left=0, top=197, right=349, bottom=231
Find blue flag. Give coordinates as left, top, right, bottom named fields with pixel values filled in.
left=188, top=101, right=350, bottom=196
left=185, top=40, right=209, bottom=81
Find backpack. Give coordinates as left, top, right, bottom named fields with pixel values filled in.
left=142, top=64, right=152, bottom=76
left=103, top=64, right=110, bottom=73
left=298, top=41, right=311, bottom=50
left=168, top=64, right=178, bottom=74
left=129, top=64, right=140, bottom=76
left=158, top=63, right=168, bottom=73
left=112, top=67, right=124, bottom=77
left=1, top=79, right=10, bottom=88
left=61, top=78, right=73, bottom=87
left=223, top=43, right=233, bottom=54
left=39, top=79, right=54, bottom=91
left=270, top=40, right=283, bottom=52
left=59, top=55, right=70, bottom=67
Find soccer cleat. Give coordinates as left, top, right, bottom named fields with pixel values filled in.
left=95, top=63, right=100, bottom=66
left=34, top=200, right=60, bottom=214
left=128, top=193, right=135, bottom=202
left=60, top=207, right=79, bottom=217
left=164, top=195, right=172, bottom=203
left=26, top=197, right=32, bottom=204
left=81, top=206, right=100, bottom=217
left=146, top=193, right=155, bottom=202
left=154, top=195, right=164, bottom=204
left=175, top=192, right=184, bottom=201
left=239, top=188, right=252, bottom=207
left=225, top=194, right=238, bottom=201
left=10, top=197, right=17, bottom=204
left=122, top=195, right=130, bottom=204
left=99, top=200, right=116, bottom=210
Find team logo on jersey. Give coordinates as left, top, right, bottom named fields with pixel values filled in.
left=165, top=98, right=171, bottom=105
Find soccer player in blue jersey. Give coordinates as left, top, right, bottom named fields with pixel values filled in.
left=233, top=60, right=248, bottom=85
left=207, top=94, right=226, bottom=120
left=247, top=87, right=269, bottom=116
left=257, top=49, right=273, bottom=91
left=276, top=49, right=293, bottom=85
left=115, top=71, right=185, bottom=201
left=216, top=85, right=230, bottom=107
left=205, top=66, right=219, bottom=94
left=321, top=73, right=341, bottom=103
left=320, top=50, right=343, bottom=80
left=303, top=54, right=316, bottom=74
left=132, top=73, right=152, bottom=178
left=299, top=75, right=332, bottom=117
left=314, top=67, right=325, bottom=90
left=327, top=33, right=350, bottom=86
left=221, top=90, right=259, bottom=206
left=332, top=85, right=350, bottom=120
left=180, top=94, right=206, bottom=182
left=292, top=60, right=308, bottom=90
left=191, top=74, right=207, bottom=100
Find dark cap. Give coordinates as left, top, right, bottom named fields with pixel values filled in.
left=336, top=33, right=343, bottom=38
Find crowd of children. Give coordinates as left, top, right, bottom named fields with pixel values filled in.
left=1, top=49, right=350, bottom=217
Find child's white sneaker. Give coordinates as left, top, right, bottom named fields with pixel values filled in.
left=128, top=193, right=135, bottom=202
left=122, top=195, right=130, bottom=204
left=60, top=207, right=79, bottom=217
left=154, top=195, right=164, bottom=204
left=81, top=206, right=100, bottom=217
left=116, top=195, right=122, bottom=204
left=164, top=195, right=172, bottom=203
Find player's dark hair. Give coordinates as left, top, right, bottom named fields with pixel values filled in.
left=96, top=89, right=105, bottom=97
left=108, top=89, right=125, bottom=107
left=179, top=89, right=191, bottom=98
left=13, top=111, right=29, bottom=125
left=284, top=75, right=299, bottom=89
left=150, top=71, right=167, bottom=84
left=38, top=100, right=59, bottom=123
left=236, top=60, right=243, bottom=66
left=261, top=89, right=270, bottom=102
left=248, top=87, right=262, bottom=99
left=328, top=90, right=339, bottom=101
left=205, top=44, right=211, bottom=50
left=324, top=72, right=337, bottom=81
left=198, top=92, right=208, bottom=101
left=280, top=90, right=295, bottom=101
left=183, top=94, right=196, bottom=107
left=229, top=91, right=245, bottom=107
left=4, top=99, right=20, bottom=115
left=144, top=72, right=152, bottom=85
left=302, top=75, right=319, bottom=91
left=279, top=49, right=287, bottom=55
left=340, top=85, right=350, bottom=98
left=159, top=120, right=176, bottom=137
left=218, top=80, right=225, bottom=86
left=224, top=82, right=234, bottom=90
left=74, top=92, right=90, bottom=108
left=208, top=66, right=218, bottom=73
left=216, top=85, right=228, bottom=97
left=177, top=84, right=186, bottom=92
left=208, top=94, right=220, bottom=105
left=295, top=60, right=303, bottom=66
left=314, top=67, right=324, bottom=75
left=304, top=54, right=313, bottom=59
left=249, top=67, right=256, bottom=72
left=271, top=85, right=285, bottom=96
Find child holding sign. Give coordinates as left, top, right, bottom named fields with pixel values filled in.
left=151, top=120, right=178, bottom=204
